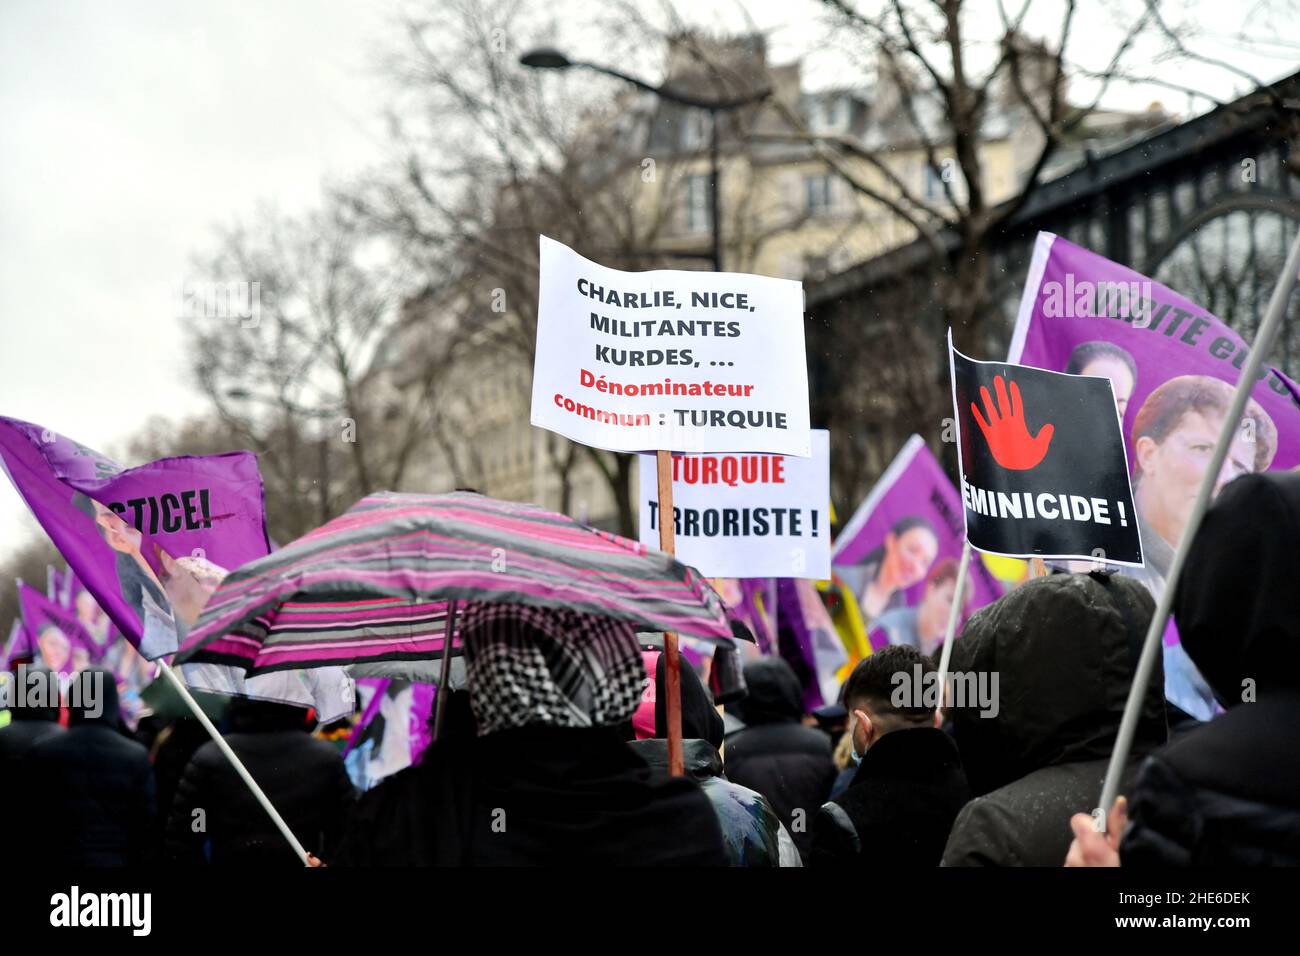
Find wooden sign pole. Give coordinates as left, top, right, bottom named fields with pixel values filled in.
left=655, top=449, right=685, bottom=777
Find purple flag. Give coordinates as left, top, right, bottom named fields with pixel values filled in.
left=1007, top=232, right=1300, bottom=719
left=774, top=577, right=848, bottom=710
left=833, top=435, right=1005, bottom=657
left=1008, top=232, right=1300, bottom=473
left=55, top=565, right=72, bottom=604
left=715, top=578, right=777, bottom=654
left=0, top=417, right=355, bottom=721
left=17, top=580, right=102, bottom=674
left=0, top=417, right=271, bottom=658
left=60, top=566, right=77, bottom=608
left=3, top=618, right=32, bottom=670
left=53, top=565, right=116, bottom=653
left=343, top=678, right=437, bottom=791
left=49, top=563, right=143, bottom=721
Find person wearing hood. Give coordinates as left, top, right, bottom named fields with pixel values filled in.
left=625, top=642, right=801, bottom=866
left=0, top=662, right=65, bottom=842
left=0, top=663, right=64, bottom=760
left=724, top=657, right=837, bottom=859
left=1069, top=471, right=1300, bottom=866
left=810, top=646, right=970, bottom=867
left=334, top=604, right=728, bottom=866
left=165, top=696, right=355, bottom=865
left=942, top=572, right=1165, bottom=866
left=27, top=667, right=157, bottom=865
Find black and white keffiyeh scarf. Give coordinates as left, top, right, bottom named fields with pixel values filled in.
left=459, top=603, right=645, bottom=736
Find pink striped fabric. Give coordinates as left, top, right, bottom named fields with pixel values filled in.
left=176, top=491, right=736, bottom=676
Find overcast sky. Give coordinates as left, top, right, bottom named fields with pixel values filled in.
left=2, top=0, right=1296, bottom=549
left=0, top=0, right=395, bottom=546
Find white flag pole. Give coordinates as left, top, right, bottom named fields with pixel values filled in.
left=158, top=660, right=311, bottom=866
left=936, top=538, right=972, bottom=703
left=1097, top=224, right=1300, bottom=821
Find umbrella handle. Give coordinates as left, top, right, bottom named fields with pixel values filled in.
left=432, top=599, right=460, bottom=740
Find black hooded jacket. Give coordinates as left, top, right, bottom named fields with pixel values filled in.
left=165, top=698, right=355, bottom=865
left=0, top=689, right=63, bottom=762
left=627, top=646, right=796, bottom=866
left=810, top=727, right=970, bottom=867
left=1122, top=472, right=1300, bottom=865
left=942, top=573, right=1166, bottom=866
left=0, top=676, right=64, bottom=849
left=335, top=723, right=728, bottom=866
left=26, top=669, right=157, bottom=866
left=724, top=657, right=836, bottom=858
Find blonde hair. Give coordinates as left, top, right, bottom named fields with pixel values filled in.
left=832, top=728, right=855, bottom=771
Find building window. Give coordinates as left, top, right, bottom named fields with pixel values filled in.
left=923, top=162, right=943, bottom=201
left=680, top=111, right=709, bottom=150
left=823, top=98, right=843, bottom=129
left=810, top=96, right=849, bottom=134
left=685, top=174, right=713, bottom=233
left=922, top=159, right=967, bottom=204
left=805, top=173, right=834, bottom=215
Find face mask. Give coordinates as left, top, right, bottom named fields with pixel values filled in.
left=848, top=714, right=866, bottom=765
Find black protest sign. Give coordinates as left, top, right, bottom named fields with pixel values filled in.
left=949, top=335, right=1144, bottom=566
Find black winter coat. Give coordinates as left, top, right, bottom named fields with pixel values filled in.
left=1122, top=473, right=1300, bottom=866
left=942, top=572, right=1166, bottom=867
left=0, top=714, right=63, bottom=762
left=335, top=724, right=728, bottom=866
left=724, top=658, right=836, bottom=858
left=810, top=726, right=969, bottom=867
left=945, top=758, right=1144, bottom=867
left=165, top=700, right=354, bottom=865
left=26, top=676, right=156, bottom=866
left=0, top=714, right=64, bottom=847
left=1122, top=691, right=1300, bottom=865
left=627, top=640, right=796, bottom=866
left=631, top=737, right=797, bottom=866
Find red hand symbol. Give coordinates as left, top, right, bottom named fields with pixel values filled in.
left=971, top=375, right=1054, bottom=470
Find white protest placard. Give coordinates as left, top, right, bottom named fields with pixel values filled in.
left=530, top=235, right=811, bottom=456
left=638, top=429, right=830, bottom=578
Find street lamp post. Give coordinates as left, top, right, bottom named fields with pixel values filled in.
left=519, top=48, right=770, bottom=273
left=520, top=48, right=769, bottom=778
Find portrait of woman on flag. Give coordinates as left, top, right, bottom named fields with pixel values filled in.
left=843, top=514, right=940, bottom=619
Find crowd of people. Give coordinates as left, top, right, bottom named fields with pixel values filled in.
left=1, top=469, right=1296, bottom=867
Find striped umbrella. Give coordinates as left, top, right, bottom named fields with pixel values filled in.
left=176, top=491, right=737, bottom=677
